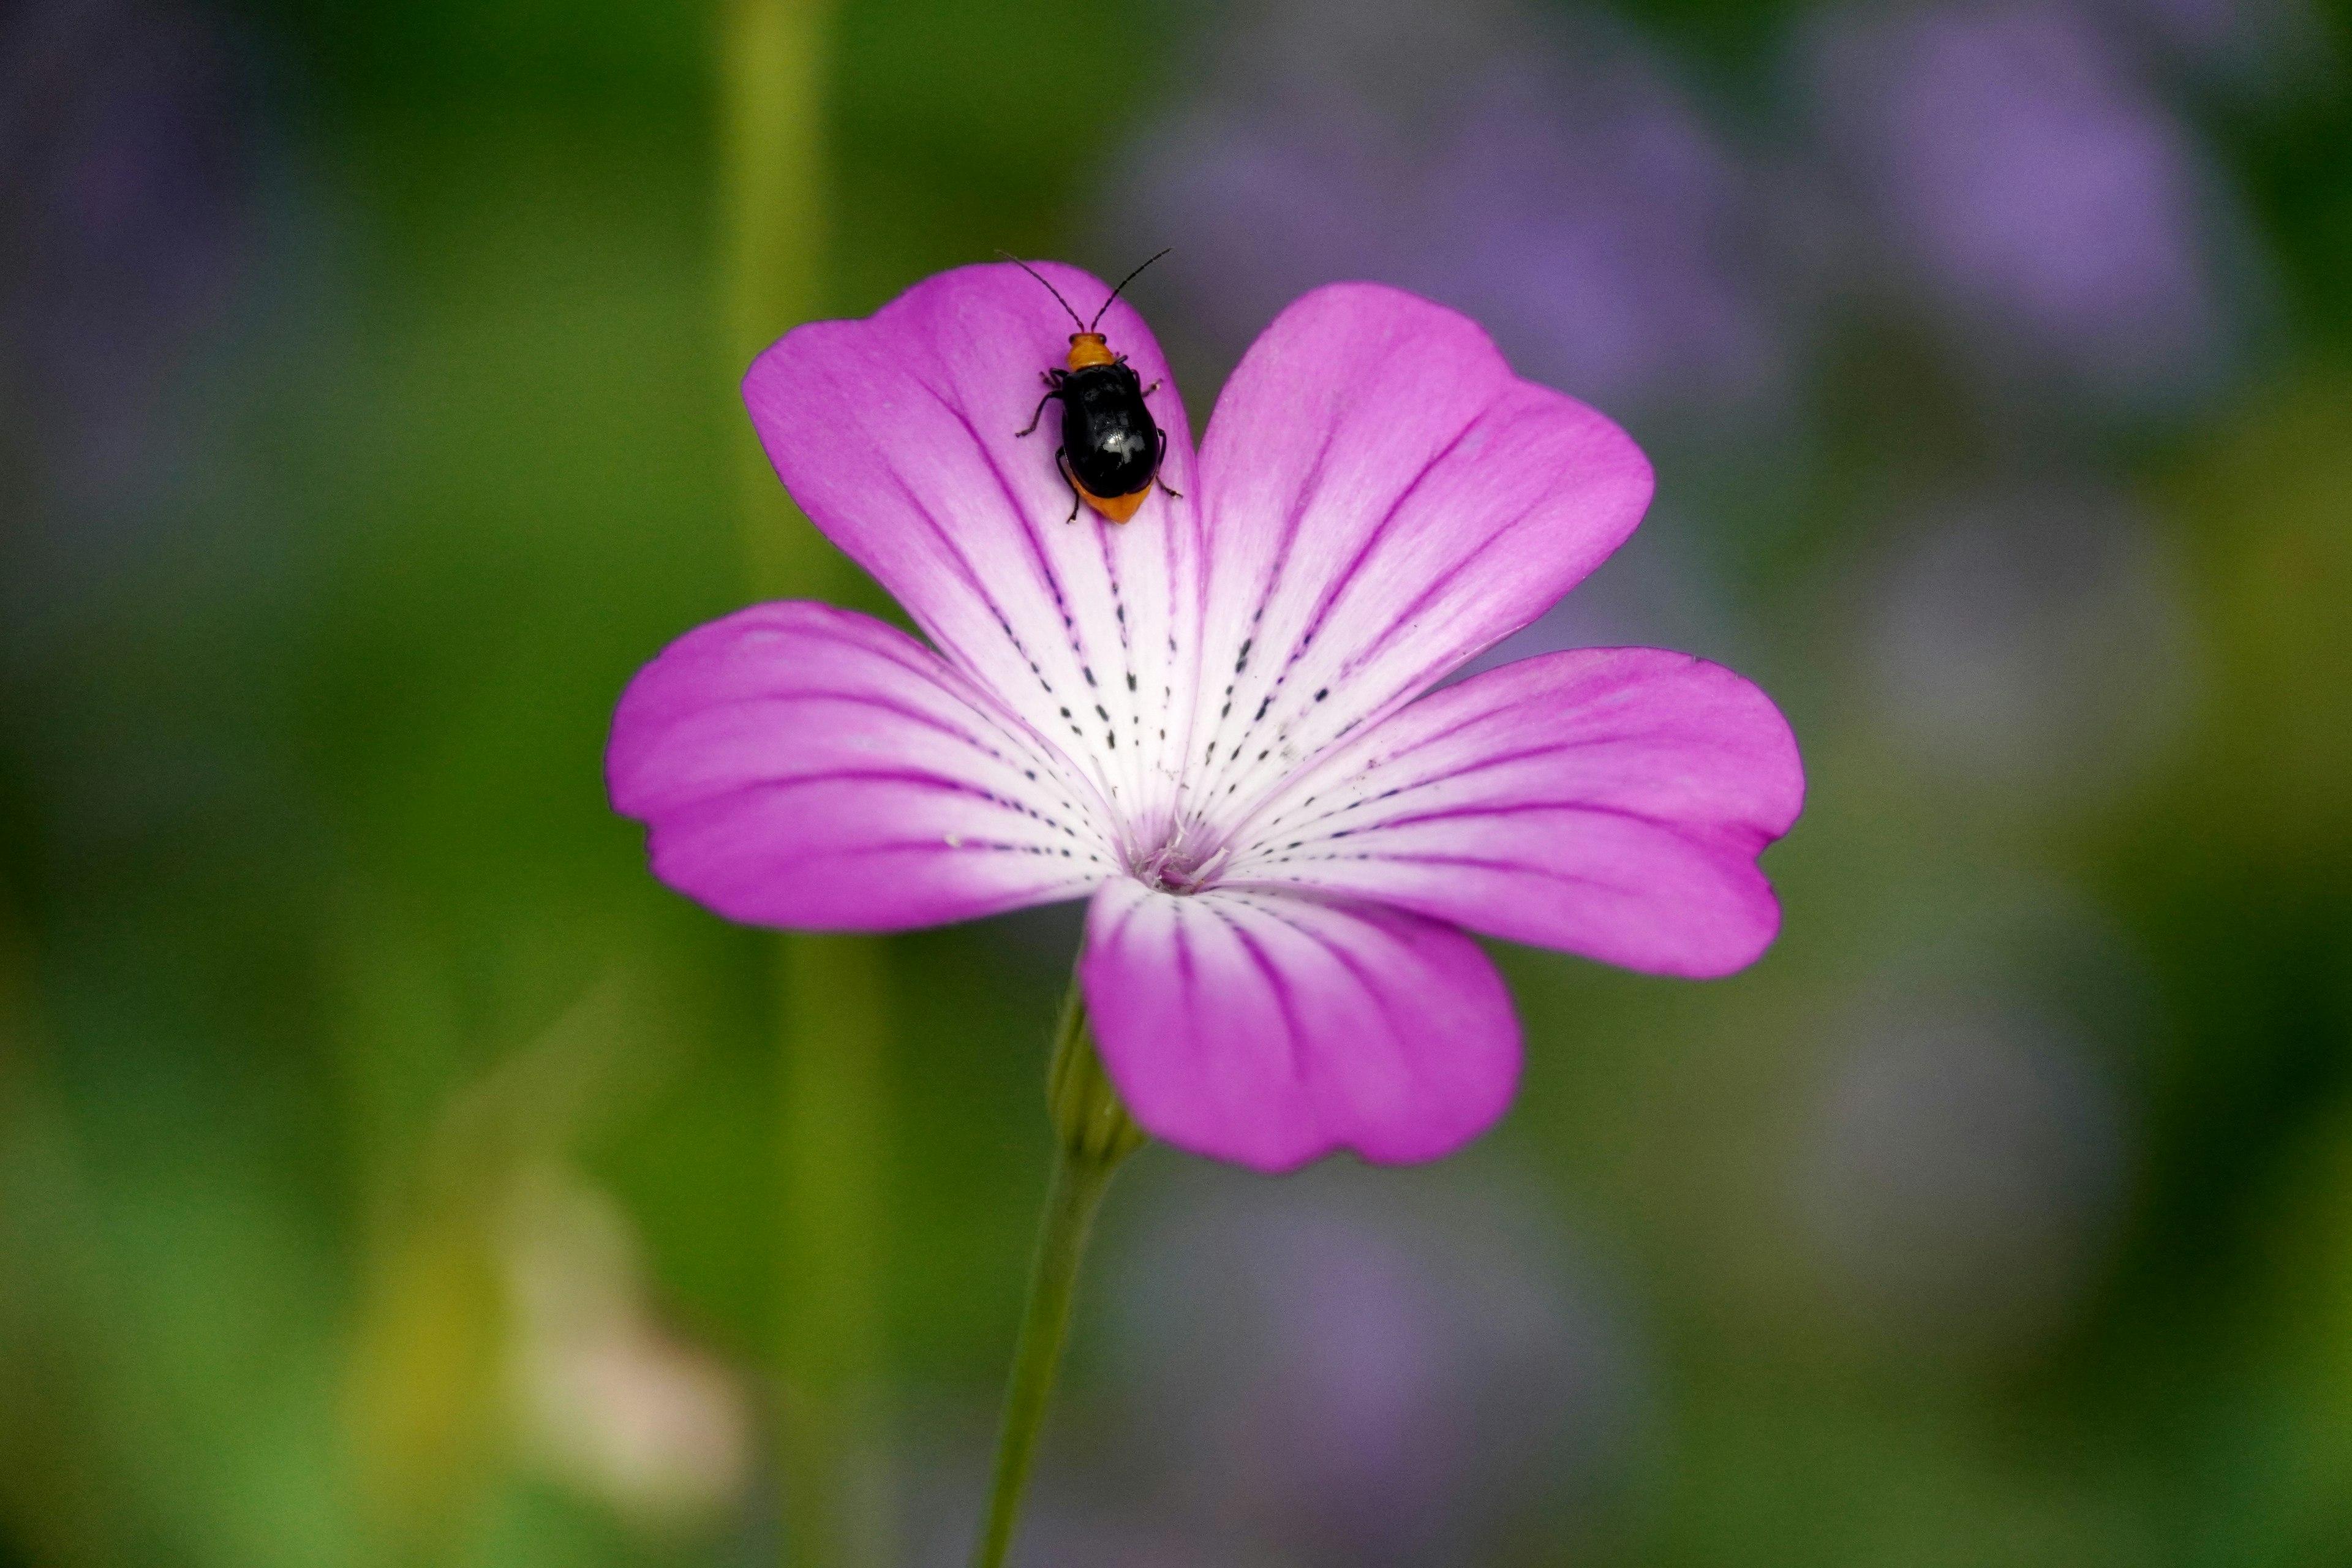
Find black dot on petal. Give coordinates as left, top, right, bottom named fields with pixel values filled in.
left=1126, top=674, right=1137, bottom=692
left=1059, top=707, right=1072, bottom=718
left=1314, top=688, right=1329, bottom=702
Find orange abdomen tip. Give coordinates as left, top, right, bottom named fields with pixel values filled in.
left=1066, top=333, right=1116, bottom=370
left=1080, top=484, right=1148, bottom=524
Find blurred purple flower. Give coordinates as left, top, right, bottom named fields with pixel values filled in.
left=1798, top=981, right=2132, bottom=1357
left=0, top=0, right=260, bottom=516
left=1806, top=0, right=2241, bottom=401
left=1860, top=483, right=2198, bottom=796
left=0, top=0, right=328, bottom=881
left=1111, top=1165, right=1638, bottom=1567
left=2092, top=0, right=2329, bottom=86
left=1109, top=0, right=1787, bottom=414
left=2113, top=0, right=2261, bottom=55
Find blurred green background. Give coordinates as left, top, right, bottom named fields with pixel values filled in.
left=3, top=0, right=2350, bottom=1563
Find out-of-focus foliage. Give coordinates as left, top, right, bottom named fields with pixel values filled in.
left=1, top=0, right=2347, bottom=1563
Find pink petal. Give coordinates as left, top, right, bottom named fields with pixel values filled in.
left=1082, top=880, right=1521, bottom=1171
left=1181, top=283, right=1655, bottom=824
left=1224, top=648, right=1804, bottom=978
left=744, top=263, right=1205, bottom=846
left=607, top=602, right=1114, bottom=930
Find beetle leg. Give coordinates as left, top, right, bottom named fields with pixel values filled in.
left=1015, top=387, right=1062, bottom=438
left=1153, top=426, right=1184, bottom=499
left=1054, top=448, right=1082, bottom=523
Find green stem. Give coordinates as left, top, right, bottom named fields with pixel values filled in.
left=972, top=985, right=1144, bottom=1568
left=971, top=1146, right=1117, bottom=1568
left=775, top=933, right=889, bottom=1568
left=718, top=5, right=889, bottom=1564
left=723, top=0, right=840, bottom=601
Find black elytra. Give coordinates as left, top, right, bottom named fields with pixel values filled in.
left=1002, top=250, right=1184, bottom=524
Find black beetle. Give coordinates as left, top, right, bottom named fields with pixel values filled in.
left=1003, top=251, right=1182, bottom=524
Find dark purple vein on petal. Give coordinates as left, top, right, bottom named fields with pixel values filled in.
left=1204, top=900, right=1307, bottom=1087
left=1227, top=894, right=1423, bottom=1077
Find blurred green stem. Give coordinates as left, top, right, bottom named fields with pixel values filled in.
left=775, top=933, right=889, bottom=1568
left=724, top=0, right=837, bottom=599
left=721, top=4, right=891, bottom=1566
left=972, top=982, right=1146, bottom=1568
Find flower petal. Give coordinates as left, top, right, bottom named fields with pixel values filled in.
left=744, top=263, right=1205, bottom=851
left=607, top=602, right=1114, bottom=930
left=1182, top=283, right=1655, bottom=827
left=1224, top=647, right=1804, bottom=978
left=1082, top=880, right=1521, bottom=1171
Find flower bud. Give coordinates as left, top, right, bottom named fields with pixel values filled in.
left=1047, top=986, right=1147, bottom=1167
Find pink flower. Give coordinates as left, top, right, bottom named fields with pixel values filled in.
left=606, top=264, right=1802, bottom=1172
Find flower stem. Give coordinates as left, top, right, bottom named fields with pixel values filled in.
left=971, top=983, right=1145, bottom=1568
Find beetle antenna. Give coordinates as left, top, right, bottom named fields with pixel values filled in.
left=1089, top=247, right=1172, bottom=332
left=994, top=250, right=1087, bottom=333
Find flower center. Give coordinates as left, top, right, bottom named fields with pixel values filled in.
left=1133, top=821, right=1229, bottom=895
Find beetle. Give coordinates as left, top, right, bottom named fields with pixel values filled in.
left=1002, top=249, right=1182, bottom=524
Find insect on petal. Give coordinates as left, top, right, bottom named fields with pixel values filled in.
left=744, top=263, right=1207, bottom=848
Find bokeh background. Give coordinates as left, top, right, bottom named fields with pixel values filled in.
left=5, top=0, right=2351, bottom=1563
